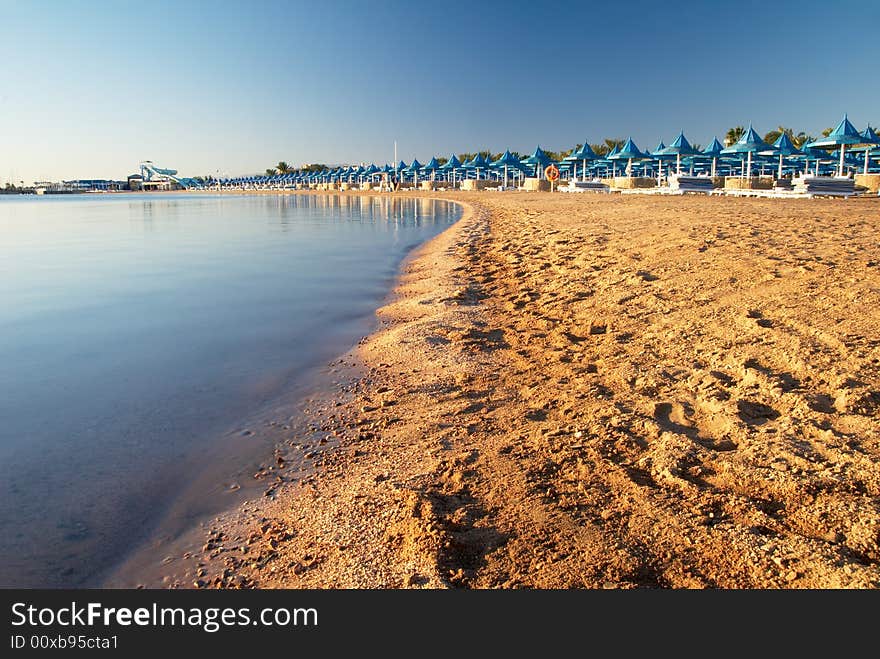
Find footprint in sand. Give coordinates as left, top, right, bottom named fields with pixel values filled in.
left=736, top=400, right=780, bottom=425
left=653, top=401, right=696, bottom=436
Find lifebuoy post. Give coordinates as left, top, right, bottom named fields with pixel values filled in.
left=544, top=164, right=559, bottom=191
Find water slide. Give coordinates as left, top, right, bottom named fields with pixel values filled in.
left=139, top=161, right=201, bottom=189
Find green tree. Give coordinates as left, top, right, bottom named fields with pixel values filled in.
left=591, top=139, right=624, bottom=156
left=277, top=161, right=291, bottom=174
left=725, top=126, right=745, bottom=146
left=821, top=127, right=833, bottom=137
left=265, top=168, right=276, bottom=176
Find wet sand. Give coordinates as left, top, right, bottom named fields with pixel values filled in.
left=139, top=191, right=880, bottom=589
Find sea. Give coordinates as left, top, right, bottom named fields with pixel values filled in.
left=0, top=192, right=461, bottom=587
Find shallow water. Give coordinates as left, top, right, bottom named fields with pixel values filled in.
left=0, top=193, right=460, bottom=587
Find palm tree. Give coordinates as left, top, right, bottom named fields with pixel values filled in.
left=764, top=125, right=790, bottom=145
left=265, top=168, right=276, bottom=176
left=276, top=161, right=290, bottom=174
left=792, top=132, right=812, bottom=148
left=762, top=126, right=811, bottom=148
left=725, top=126, right=745, bottom=146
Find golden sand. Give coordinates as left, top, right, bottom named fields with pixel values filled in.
left=152, top=192, right=880, bottom=588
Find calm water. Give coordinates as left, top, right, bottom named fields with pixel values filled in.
left=0, top=193, right=460, bottom=587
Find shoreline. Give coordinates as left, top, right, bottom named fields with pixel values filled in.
left=103, top=192, right=468, bottom=588
left=134, top=191, right=879, bottom=588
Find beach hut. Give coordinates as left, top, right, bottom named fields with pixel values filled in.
left=803, top=115, right=863, bottom=177
left=563, top=142, right=600, bottom=182
left=608, top=137, right=648, bottom=177
left=720, top=124, right=772, bottom=179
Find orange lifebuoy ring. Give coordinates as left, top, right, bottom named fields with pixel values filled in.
left=545, top=164, right=559, bottom=181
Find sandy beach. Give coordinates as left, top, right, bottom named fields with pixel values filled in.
left=146, top=191, right=880, bottom=589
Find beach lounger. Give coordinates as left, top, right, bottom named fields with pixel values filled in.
left=560, top=180, right=611, bottom=193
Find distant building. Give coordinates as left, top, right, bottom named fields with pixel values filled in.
left=62, top=179, right=126, bottom=191
left=127, top=174, right=144, bottom=191
left=33, top=179, right=125, bottom=194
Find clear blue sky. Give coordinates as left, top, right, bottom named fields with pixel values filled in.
left=1, top=0, right=878, bottom=183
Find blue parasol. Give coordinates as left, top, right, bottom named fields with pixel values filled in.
left=804, top=115, right=862, bottom=176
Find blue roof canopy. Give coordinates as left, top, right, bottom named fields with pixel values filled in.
left=491, top=150, right=523, bottom=168
left=651, top=140, right=672, bottom=158
left=466, top=153, right=490, bottom=169
left=859, top=125, right=880, bottom=145
left=520, top=146, right=553, bottom=166
left=608, top=137, right=647, bottom=160
left=563, top=141, right=600, bottom=161
left=720, top=124, right=772, bottom=154
left=659, top=131, right=700, bottom=157
left=761, top=132, right=801, bottom=157
left=804, top=114, right=863, bottom=148
left=422, top=157, right=441, bottom=171
left=701, top=137, right=725, bottom=157
left=439, top=155, right=462, bottom=170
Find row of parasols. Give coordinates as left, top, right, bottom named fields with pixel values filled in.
left=205, top=115, right=879, bottom=189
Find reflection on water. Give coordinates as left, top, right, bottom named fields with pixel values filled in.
left=0, top=193, right=460, bottom=587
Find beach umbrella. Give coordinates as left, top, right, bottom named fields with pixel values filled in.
left=406, top=159, right=423, bottom=187
left=701, top=138, right=724, bottom=177
left=759, top=133, right=801, bottom=179
left=602, top=144, right=620, bottom=176
left=465, top=153, right=491, bottom=180
left=439, top=155, right=463, bottom=185
left=562, top=141, right=600, bottom=182
left=650, top=139, right=674, bottom=180
left=491, top=150, right=523, bottom=188
left=380, top=164, right=394, bottom=189
left=804, top=114, right=862, bottom=177
left=798, top=144, right=831, bottom=176
left=856, top=126, right=880, bottom=174
left=608, top=137, right=648, bottom=177
left=720, top=124, right=772, bottom=179
left=422, top=157, right=441, bottom=181
left=363, top=163, right=379, bottom=185
left=520, top=146, right=554, bottom=179
left=659, top=131, right=701, bottom=174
